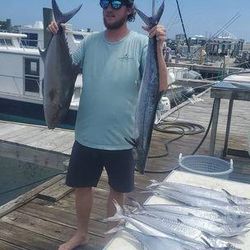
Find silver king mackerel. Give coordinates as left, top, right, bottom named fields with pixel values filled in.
left=40, top=0, right=82, bottom=129
left=128, top=1, right=165, bottom=174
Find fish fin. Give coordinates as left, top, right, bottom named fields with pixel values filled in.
left=225, top=237, right=243, bottom=245
left=187, top=212, right=196, bottom=217
left=135, top=1, right=164, bottom=27
left=127, top=197, right=143, bottom=211
left=221, top=188, right=234, bottom=197
left=146, top=179, right=161, bottom=189
left=38, top=47, right=47, bottom=62
left=177, top=218, right=183, bottom=224
left=125, top=137, right=138, bottom=147
left=226, top=197, right=237, bottom=206
left=211, top=208, right=226, bottom=216
left=102, top=199, right=125, bottom=222
left=105, top=225, right=124, bottom=235
left=135, top=8, right=151, bottom=26
left=52, top=0, right=82, bottom=24
left=154, top=1, right=165, bottom=22
left=200, top=236, right=212, bottom=248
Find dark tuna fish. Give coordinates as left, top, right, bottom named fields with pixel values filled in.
left=40, top=0, right=82, bottom=129
left=130, top=2, right=165, bottom=174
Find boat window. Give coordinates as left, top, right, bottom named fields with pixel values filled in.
left=0, top=38, right=13, bottom=47
left=24, top=58, right=40, bottom=94
left=73, top=34, right=84, bottom=41
left=21, top=33, right=38, bottom=47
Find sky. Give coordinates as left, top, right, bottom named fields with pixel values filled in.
left=1, top=0, right=250, bottom=41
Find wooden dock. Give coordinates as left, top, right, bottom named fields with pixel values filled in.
left=0, top=90, right=249, bottom=250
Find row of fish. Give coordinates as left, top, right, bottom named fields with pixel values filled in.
left=104, top=182, right=250, bottom=250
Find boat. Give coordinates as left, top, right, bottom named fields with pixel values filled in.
left=0, top=21, right=92, bottom=128
left=0, top=20, right=205, bottom=129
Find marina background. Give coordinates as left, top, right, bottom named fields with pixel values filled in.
left=0, top=0, right=250, bottom=41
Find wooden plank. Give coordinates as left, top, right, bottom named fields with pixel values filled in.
left=0, top=174, right=65, bottom=218
left=25, top=129, right=67, bottom=148
left=0, top=240, right=26, bottom=250
left=0, top=140, right=69, bottom=170
left=1, top=211, right=105, bottom=245
left=1, top=126, right=45, bottom=142
left=38, top=178, right=73, bottom=202
left=0, top=124, right=27, bottom=138
left=19, top=200, right=106, bottom=236
left=32, top=197, right=106, bottom=221
left=0, top=221, right=61, bottom=250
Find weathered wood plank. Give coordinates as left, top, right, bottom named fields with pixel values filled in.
left=0, top=240, right=26, bottom=250
left=0, top=140, right=69, bottom=170
left=0, top=174, right=65, bottom=218
left=18, top=201, right=106, bottom=236
left=38, top=178, right=73, bottom=202
left=1, top=211, right=105, bottom=245
left=0, top=124, right=27, bottom=139
left=0, top=221, right=61, bottom=250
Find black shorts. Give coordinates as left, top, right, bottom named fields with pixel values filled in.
left=66, top=141, right=135, bottom=193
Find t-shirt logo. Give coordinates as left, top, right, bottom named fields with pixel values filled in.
left=119, top=53, right=134, bottom=61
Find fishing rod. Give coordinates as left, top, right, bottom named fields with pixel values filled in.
left=175, top=0, right=190, bottom=53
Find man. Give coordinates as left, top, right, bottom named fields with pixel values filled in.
left=48, top=0, right=168, bottom=249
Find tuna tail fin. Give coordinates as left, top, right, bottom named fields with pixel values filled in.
left=135, top=1, right=165, bottom=28
left=52, top=0, right=82, bottom=24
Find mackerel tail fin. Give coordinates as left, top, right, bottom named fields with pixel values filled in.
left=135, top=1, right=165, bottom=28
left=52, top=0, right=82, bottom=24
left=102, top=200, right=125, bottom=223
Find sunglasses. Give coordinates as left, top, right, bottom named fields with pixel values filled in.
left=100, top=0, right=126, bottom=10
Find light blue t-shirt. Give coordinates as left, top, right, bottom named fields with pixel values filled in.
left=72, top=31, right=148, bottom=150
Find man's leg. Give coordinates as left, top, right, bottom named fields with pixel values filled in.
left=58, top=187, right=93, bottom=250
left=104, top=149, right=135, bottom=230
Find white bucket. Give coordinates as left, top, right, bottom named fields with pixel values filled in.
left=178, top=154, right=233, bottom=179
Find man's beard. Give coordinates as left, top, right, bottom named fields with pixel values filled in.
left=104, top=15, right=127, bottom=30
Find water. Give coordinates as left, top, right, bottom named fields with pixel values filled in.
left=0, top=156, right=63, bottom=206
left=0, top=113, right=74, bottom=130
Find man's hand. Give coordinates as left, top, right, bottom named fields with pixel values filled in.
left=47, top=21, right=66, bottom=34
left=143, top=24, right=166, bottom=49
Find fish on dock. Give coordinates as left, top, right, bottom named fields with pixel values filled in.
left=149, top=186, right=250, bottom=218
left=104, top=200, right=238, bottom=249
left=39, top=0, right=82, bottom=129
left=147, top=180, right=250, bottom=205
